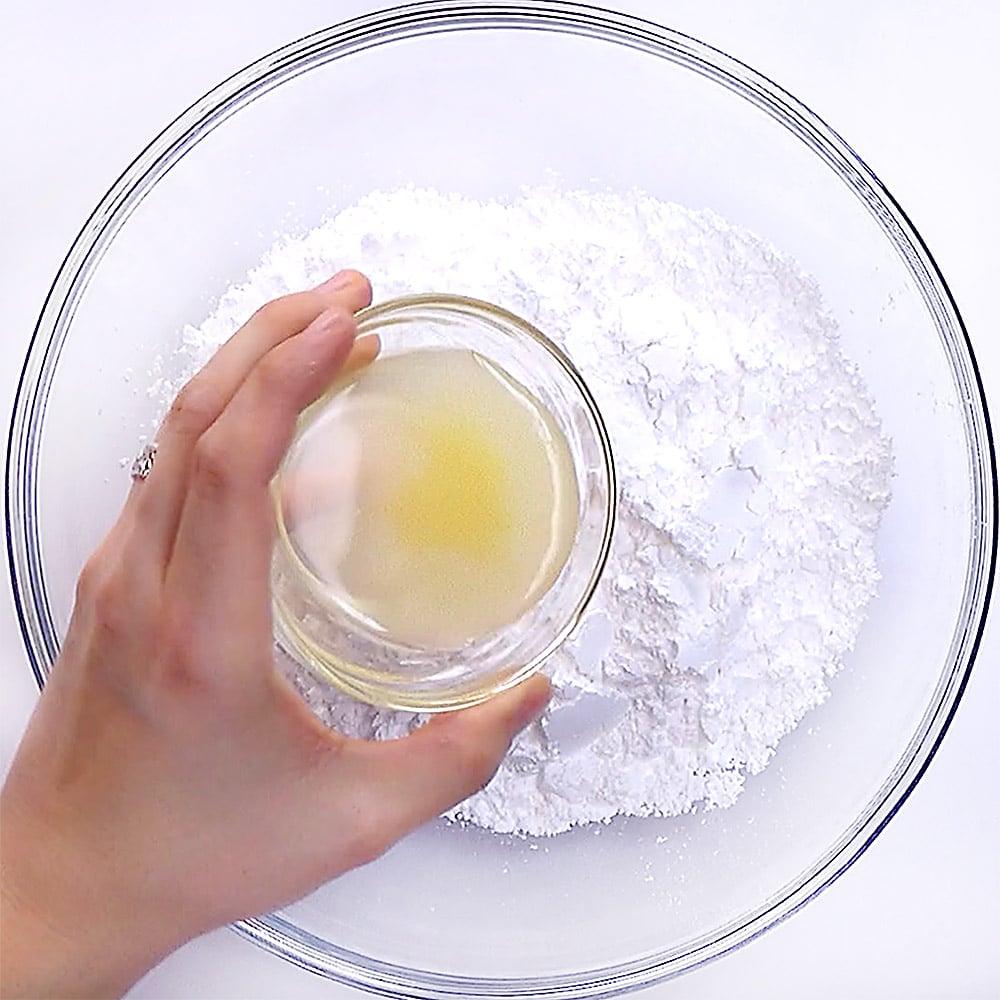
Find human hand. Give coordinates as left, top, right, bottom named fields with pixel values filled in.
left=0, top=270, right=551, bottom=999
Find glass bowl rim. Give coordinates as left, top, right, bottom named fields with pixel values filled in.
left=5, top=1, right=996, bottom=996
left=271, top=291, right=618, bottom=712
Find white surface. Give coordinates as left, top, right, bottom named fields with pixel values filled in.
left=1, top=2, right=997, bottom=998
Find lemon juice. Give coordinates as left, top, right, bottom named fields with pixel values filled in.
left=290, top=348, right=580, bottom=647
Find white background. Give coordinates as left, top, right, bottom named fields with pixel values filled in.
left=1, top=2, right=997, bottom=998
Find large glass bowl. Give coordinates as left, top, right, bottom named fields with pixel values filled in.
left=6, top=3, right=995, bottom=996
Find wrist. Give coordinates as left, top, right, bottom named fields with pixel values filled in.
left=1, top=793, right=186, bottom=999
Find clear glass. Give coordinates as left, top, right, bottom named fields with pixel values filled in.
left=272, top=294, right=616, bottom=711
left=5, top=2, right=995, bottom=996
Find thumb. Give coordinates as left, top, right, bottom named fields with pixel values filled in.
left=353, top=674, right=552, bottom=839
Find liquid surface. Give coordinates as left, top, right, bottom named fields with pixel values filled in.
left=286, top=348, right=580, bottom=646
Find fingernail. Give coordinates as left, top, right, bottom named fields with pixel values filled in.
left=318, top=269, right=356, bottom=293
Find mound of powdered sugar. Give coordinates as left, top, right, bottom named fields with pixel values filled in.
left=156, top=186, right=892, bottom=837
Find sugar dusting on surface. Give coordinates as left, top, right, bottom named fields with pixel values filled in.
left=155, top=186, right=892, bottom=837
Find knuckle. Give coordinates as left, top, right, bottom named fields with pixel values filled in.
left=167, top=378, right=223, bottom=437
left=325, top=305, right=356, bottom=335
left=462, top=746, right=503, bottom=793
left=436, top=730, right=502, bottom=793
left=155, top=609, right=213, bottom=693
left=157, top=646, right=208, bottom=695
left=74, top=551, right=105, bottom=606
left=251, top=293, right=303, bottom=331
left=346, top=810, right=394, bottom=868
left=76, top=556, right=132, bottom=638
left=191, top=433, right=237, bottom=497
left=251, top=298, right=283, bottom=326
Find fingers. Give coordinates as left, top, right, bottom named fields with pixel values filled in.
left=331, top=675, right=553, bottom=849
left=338, top=333, right=381, bottom=382
left=170, top=269, right=371, bottom=441
left=162, top=306, right=360, bottom=659
left=127, top=270, right=372, bottom=558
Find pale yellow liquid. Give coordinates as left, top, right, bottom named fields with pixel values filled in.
left=290, top=348, right=580, bottom=647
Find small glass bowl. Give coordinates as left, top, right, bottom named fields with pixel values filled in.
left=270, top=293, right=617, bottom=711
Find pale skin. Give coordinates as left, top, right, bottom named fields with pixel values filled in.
left=0, top=270, right=552, bottom=999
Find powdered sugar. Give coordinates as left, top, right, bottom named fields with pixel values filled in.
left=160, top=185, right=892, bottom=837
